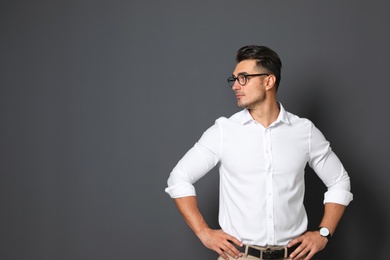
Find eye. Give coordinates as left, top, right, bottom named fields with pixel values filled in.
left=237, top=75, right=247, bottom=84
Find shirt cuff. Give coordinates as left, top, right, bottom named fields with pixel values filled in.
left=165, top=182, right=196, bottom=198
left=323, top=189, right=353, bottom=206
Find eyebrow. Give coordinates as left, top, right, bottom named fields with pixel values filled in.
left=232, top=72, right=250, bottom=77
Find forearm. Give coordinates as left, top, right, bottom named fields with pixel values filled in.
left=319, top=202, right=346, bottom=235
left=173, top=196, right=243, bottom=259
left=288, top=203, right=347, bottom=259
left=174, top=196, right=210, bottom=236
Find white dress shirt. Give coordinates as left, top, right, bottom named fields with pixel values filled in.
left=165, top=103, right=353, bottom=246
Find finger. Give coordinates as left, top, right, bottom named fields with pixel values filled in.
left=224, top=248, right=240, bottom=259
left=223, top=241, right=242, bottom=258
left=222, top=253, right=229, bottom=260
left=216, top=249, right=229, bottom=260
left=220, top=253, right=229, bottom=260
left=294, top=246, right=311, bottom=260
left=302, top=244, right=322, bottom=260
left=303, top=251, right=316, bottom=260
left=228, top=237, right=243, bottom=247
left=289, top=244, right=305, bottom=259
left=288, top=237, right=303, bottom=247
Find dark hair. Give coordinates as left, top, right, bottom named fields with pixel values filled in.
left=236, top=45, right=282, bottom=91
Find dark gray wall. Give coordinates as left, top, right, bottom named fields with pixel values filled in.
left=1, top=1, right=389, bottom=259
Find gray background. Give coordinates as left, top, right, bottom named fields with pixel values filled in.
left=1, top=1, right=389, bottom=259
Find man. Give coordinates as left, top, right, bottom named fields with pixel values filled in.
left=165, top=45, right=353, bottom=260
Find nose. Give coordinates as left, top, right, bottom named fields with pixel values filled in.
left=231, top=80, right=241, bottom=91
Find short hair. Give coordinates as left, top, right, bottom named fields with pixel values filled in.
left=236, top=45, right=282, bottom=91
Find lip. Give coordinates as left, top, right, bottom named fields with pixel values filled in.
left=235, top=93, right=244, bottom=98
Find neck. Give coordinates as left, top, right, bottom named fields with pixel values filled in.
left=248, top=100, right=280, bottom=128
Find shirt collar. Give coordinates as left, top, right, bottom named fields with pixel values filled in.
left=276, top=102, right=291, bottom=125
left=236, top=102, right=291, bottom=126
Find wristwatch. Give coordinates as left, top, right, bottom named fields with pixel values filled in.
left=318, top=227, right=331, bottom=240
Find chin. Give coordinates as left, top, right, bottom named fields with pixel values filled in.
left=238, top=104, right=249, bottom=109
left=237, top=101, right=251, bottom=108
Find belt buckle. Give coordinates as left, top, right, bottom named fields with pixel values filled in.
left=262, top=247, right=278, bottom=259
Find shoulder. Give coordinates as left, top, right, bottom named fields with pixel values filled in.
left=200, top=110, right=247, bottom=138
left=228, top=109, right=250, bottom=124
left=284, top=111, right=328, bottom=143
left=210, top=110, right=249, bottom=125
left=286, top=110, right=314, bottom=128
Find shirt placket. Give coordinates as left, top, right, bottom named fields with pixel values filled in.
left=264, top=127, right=275, bottom=245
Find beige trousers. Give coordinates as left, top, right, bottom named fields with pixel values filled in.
left=217, top=244, right=303, bottom=260
left=218, top=255, right=295, bottom=260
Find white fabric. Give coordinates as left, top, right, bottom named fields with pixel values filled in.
left=165, top=104, right=353, bottom=246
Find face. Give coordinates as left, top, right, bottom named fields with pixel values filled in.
left=231, top=60, right=268, bottom=109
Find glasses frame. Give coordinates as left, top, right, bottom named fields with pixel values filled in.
left=227, top=73, right=270, bottom=88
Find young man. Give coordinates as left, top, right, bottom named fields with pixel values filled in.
left=165, top=45, right=353, bottom=260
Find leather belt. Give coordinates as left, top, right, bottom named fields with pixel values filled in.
left=235, top=243, right=299, bottom=259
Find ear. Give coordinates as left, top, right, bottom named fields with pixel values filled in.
left=265, top=74, right=277, bottom=91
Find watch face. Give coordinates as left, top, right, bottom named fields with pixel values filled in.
left=320, top=227, right=330, bottom=236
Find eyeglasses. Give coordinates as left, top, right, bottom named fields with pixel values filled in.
left=227, top=73, right=269, bottom=88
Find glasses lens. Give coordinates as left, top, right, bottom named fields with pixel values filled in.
left=237, top=75, right=246, bottom=85
left=227, top=77, right=235, bottom=87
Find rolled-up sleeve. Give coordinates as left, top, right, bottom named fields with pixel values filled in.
left=165, top=121, right=221, bottom=198
left=308, top=123, right=353, bottom=206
